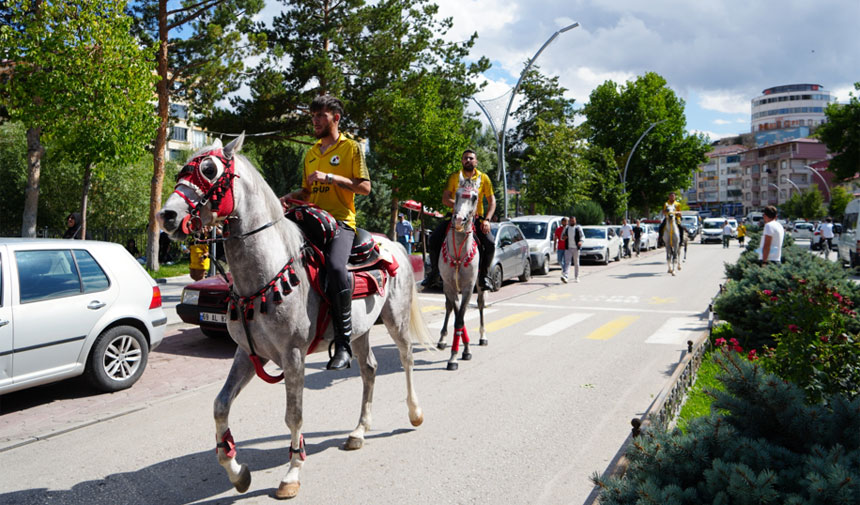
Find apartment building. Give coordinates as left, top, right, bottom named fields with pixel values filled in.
left=751, top=83, right=836, bottom=147
left=166, top=102, right=211, bottom=161
left=738, top=137, right=833, bottom=213
left=685, top=144, right=746, bottom=217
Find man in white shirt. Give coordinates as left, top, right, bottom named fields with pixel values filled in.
left=759, top=205, right=785, bottom=264
left=620, top=218, right=633, bottom=258
left=820, top=216, right=835, bottom=255
left=722, top=220, right=733, bottom=248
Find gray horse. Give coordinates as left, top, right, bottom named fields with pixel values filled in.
left=436, top=181, right=487, bottom=370
left=663, top=211, right=683, bottom=275
left=157, top=134, right=432, bottom=499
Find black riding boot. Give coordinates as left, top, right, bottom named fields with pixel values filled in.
left=658, top=220, right=665, bottom=248
left=421, top=248, right=441, bottom=288
left=478, top=247, right=493, bottom=291
left=326, top=288, right=353, bottom=371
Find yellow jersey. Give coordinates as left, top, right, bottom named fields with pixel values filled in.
left=189, top=244, right=209, bottom=270
left=302, top=133, right=370, bottom=230
left=444, top=169, right=494, bottom=217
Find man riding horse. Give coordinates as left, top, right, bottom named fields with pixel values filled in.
left=423, top=150, right=496, bottom=291
left=280, top=95, right=370, bottom=371
left=658, top=191, right=684, bottom=246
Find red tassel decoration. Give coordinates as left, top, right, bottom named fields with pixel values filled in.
left=260, top=294, right=268, bottom=314
left=245, top=302, right=254, bottom=321
left=273, top=285, right=283, bottom=304
left=230, top=303, right=238, bottom=321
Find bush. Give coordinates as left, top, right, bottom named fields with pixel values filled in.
left=592, top=350, right=860, bottom=504
left=570, top=199, right=604, bottom=225
left=758, top=279, right=860, bottom=402
left=714, top=232, right=859, bottom=351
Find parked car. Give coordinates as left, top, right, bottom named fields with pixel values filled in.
left=0, top=239, right=167, bottom=396
left=578, top=226, right=622, bottom=265
left=811, top=222, right=842, bottom=251
left=680, top=215, right=700, bottom=239
left=487, top=221, right=531, bottom=291
left=511, top=215, right=563, bottom=275
left=639, top=223, right=658, bottom=251
left=700, top=218, right=725, bottom=244
left=839, top=198, right=860, bottom=268
left=177, top=236, right=427, bottom=336
left=791, top=221, right=815, bottom=240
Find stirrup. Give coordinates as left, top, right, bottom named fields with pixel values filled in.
left=326, top=340, right=352, bottom=370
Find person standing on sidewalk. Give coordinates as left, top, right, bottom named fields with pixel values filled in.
left=553, top=217, right=568, bottom=274
left=396, top=213, right=414, bottom=254
left=722, top=220, right=732, bottom=248
left=759, top=205, right=784, bottom=264
left=562, top=216, right=583, bottom=283
left=737, top=220, right=747, bottom=248
left=632, top=220, right=643, bottom=256
left=620, top=218, right=633, bottom=258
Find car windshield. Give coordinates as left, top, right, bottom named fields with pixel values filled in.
left=513, top=221, right=548, bottom=240
left=583, top=228, right=606, bottom=239
left=681, top=216, right=697, bottom=224
left=796, top=223, right=812, bottom=230
left=489, top=224, right=499, bottom=238
left=703, top=221, right=722, bottom=229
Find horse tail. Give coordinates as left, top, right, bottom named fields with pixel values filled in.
left=408, top=280, right=434, bottom=350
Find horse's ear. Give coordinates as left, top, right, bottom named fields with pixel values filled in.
left=223, top=132, right=245, bottom=159
left=212, top=138, right=223, bottom=149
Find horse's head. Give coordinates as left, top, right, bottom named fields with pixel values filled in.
left=157, top=133, right=245, bottom=240
left=452, top=181, right=478, bottom=233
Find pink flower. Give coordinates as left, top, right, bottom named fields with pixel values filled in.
left=799, top=279, right=808, bottom=284
left=729, top=338, right=739, bottom=346
left=788, top=324, right=801, bottom=333
left=762, top=289, right=773, bottom=296
left=715, top=337, right=727, bottom=347
left=820, top=335, right=830, bottom=343
left=833, top=292, right=844, bottom=303
left=770, top=296, right=778, bottom=302
left=747, top=349, right=758, bottom=361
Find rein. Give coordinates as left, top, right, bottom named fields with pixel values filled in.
left=442, top=215, right=479, bottom=293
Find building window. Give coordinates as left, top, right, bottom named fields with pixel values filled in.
left=168, top=149, right=184, bottom=161
left=170, top=104, right=188, bottom=120
left=171, top=126, right=187, bottom=142
left=192, top=130, right=208, bottom=148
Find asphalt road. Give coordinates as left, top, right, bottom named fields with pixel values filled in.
left=0, top=242, right=743, bottom=505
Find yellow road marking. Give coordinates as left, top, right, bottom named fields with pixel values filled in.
left=586, top=316, right=640, bottom=340
left=483, top=311, right=541, bottom=333
left=421, top=305, right=443, bottom=313
left=539, top=293, right=571, bottom=301
left=649, top=296, right=676, bottom=305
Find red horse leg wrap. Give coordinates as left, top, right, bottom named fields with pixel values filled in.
left=288, top=434, right=307, bottom=461
left=461, top=326, right=470, bottom=344
left=453, top=327, right=464, bottom=353
left=216, top=429, right=237, bottom=458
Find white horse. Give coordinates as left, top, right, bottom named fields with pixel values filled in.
left=435, top=181, right=487, bottom=370
left=663, top=211, right=683, bottom=275
left=157, top=134, right=432, bottom=499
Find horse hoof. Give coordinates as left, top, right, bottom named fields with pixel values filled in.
left=447, top=362, right=459, bottom=371
left=234, top=464, right=251, bottom=493
left=479, top=339, right=488, bottom=346
left=461, top=352, right=472, bottom=361
left=436, top=342, right=447, bottom=350
left=345, top=436, right=364, bottom=450
left=409, top=407, right=424, bottom=427
left=275, top=481, right=300, bottom=499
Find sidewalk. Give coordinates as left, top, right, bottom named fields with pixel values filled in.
left=155, top=274, right=194, bottom=327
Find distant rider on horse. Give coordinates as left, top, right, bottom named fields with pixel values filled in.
left=280, top=95, right=371, bottom=371
left=658, top=191, right=684, bottom=246
left=423, top=150, right=496, bottom=290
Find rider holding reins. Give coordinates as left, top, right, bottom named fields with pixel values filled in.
left=423, top=150, right=496, bottom=291
left=658, top=191, right=684, bottom=246
left=280, top=95, right=370, bottom=371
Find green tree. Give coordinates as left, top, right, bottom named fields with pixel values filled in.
left=506, top=67, right=576, bottom=161
left=828, top=184, right=853, bottom=221
left=816, top=82, right=860, bottom=181
left=520, top=119, right=588, bottom=214
left=581, top=72, right=710, bottom=216
left=0, top=121, right=28, bottom=233
left=130, top=0, right=266, bottom=270
left=1, top=0, right=157, bottom=237
left=582, top=144, right=623, bottom=219
left=781, top=188, right=825, bottom=220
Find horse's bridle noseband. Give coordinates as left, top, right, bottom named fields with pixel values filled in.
left=173, top=148, right=239, bottom=235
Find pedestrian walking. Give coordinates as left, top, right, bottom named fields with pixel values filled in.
left=632, top=220, right=643, bottom=256
left=758, top=205, right=785, bottom=264
left=553, top=217, right=568, bottom=273
left=620, top=218, right=633, bottom=258
left=561, top=216, right=583, bottom=283
left=396, top=213, right=414, bottom=255
left=737, top=220, right=746, bottom=248
left=722, top=220, right=732, bottom=248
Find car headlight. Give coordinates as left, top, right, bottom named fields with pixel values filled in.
left=529, top=245, right=539, bottom=252
left=181, top=289, right=200, bottom=305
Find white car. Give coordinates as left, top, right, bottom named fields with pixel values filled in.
left=578, top=226, right=622, bottom=265
left=0, top=239, right=167, bottom=396
left=639, top=224, right=659, bottom=251
left=511, top=215, right=564, bottom=275
left=792, top=221, right=814, bottom=240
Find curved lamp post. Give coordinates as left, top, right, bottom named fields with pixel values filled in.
left=497, top=22, right=579, bottom=219
left=765, top=168, right=800, bottom=196
left=768, top=183, right=781, bottom=204
left=802, top=165, right=831, bottom=201
left=621, top=119, right=668, bottom=220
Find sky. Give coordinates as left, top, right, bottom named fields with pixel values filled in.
left=250, top=0, right=860, bottom=142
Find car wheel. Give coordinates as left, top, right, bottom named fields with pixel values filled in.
left=603, top=248, right=610, bottom=265
left=519, top=257, right=531, bottom=282
left=201, top=327, right=229, bottom=339
left=85, top=325, right=148, bottom=392
left=491, top=265, right=503, bottom=292
left=538, top=255, right=550, bottom=276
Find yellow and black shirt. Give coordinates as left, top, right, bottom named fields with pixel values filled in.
left=302, top=133, right=370, bottom=230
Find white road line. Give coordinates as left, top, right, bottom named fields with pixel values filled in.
left=526, top=313, right=594, bottom=336
left=645, top=317, right=708, bottom=345
left=428, top=309, right=499, bottom=330
left=494, top=302, right=700, bottom=316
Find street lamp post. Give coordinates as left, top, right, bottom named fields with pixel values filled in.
left=802, top=165, right=831, bottom=201
left=497, top=22, right=579, bottom=219
left=621, top=119, right=667, bottom=221
left=768, top=183, right=781, bottom=204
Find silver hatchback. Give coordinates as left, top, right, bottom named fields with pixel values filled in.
left=0, top=239, right=167, bottom=396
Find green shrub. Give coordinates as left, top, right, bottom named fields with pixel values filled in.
left=758, top=279, right=860, bottom=402
left=570, top=199, right=604, bottom=226
left=593, top=350, right=860, bottom=504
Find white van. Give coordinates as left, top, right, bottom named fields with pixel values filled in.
left=838, top=198, right=860, bottom=267
left=747, top=211, right=764, bottom=229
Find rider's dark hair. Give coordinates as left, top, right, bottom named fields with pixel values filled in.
left=310, top=94, right=344, bottom=118
left=462, top=149, right=477, bottom=157
left=763, top=205, right=778, bottom=219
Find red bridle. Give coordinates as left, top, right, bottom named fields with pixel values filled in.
left=172, top=148, right=239, bottom=235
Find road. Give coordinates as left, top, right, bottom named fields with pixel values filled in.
left=0, top=242, right=743, bottom=505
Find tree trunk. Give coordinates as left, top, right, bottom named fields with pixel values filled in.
left=79, top=162, right=94, bottom=240
left=21, top=126, right=44, bottom=237
left=146, top=0, right=170, bottom=271
left=389, top=198, right=399, bottom=240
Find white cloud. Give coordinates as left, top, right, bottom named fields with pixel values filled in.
left=713, top=119, right=731, bottom=125
left=690, top=129, right=735, bottom=142
left=698, top=91, right=750, bottom=115
left=832, top=84, right=858, bottom=103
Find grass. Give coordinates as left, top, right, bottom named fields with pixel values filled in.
left=675, top=352, right=724, bottom=432
left=145, top=259, right=191, bottom=280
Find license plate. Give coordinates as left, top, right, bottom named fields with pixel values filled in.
left=200, top=312, right=227, bottom=324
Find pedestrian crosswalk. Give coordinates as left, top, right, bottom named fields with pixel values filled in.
left=421, top=303, right=704, bottom=345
